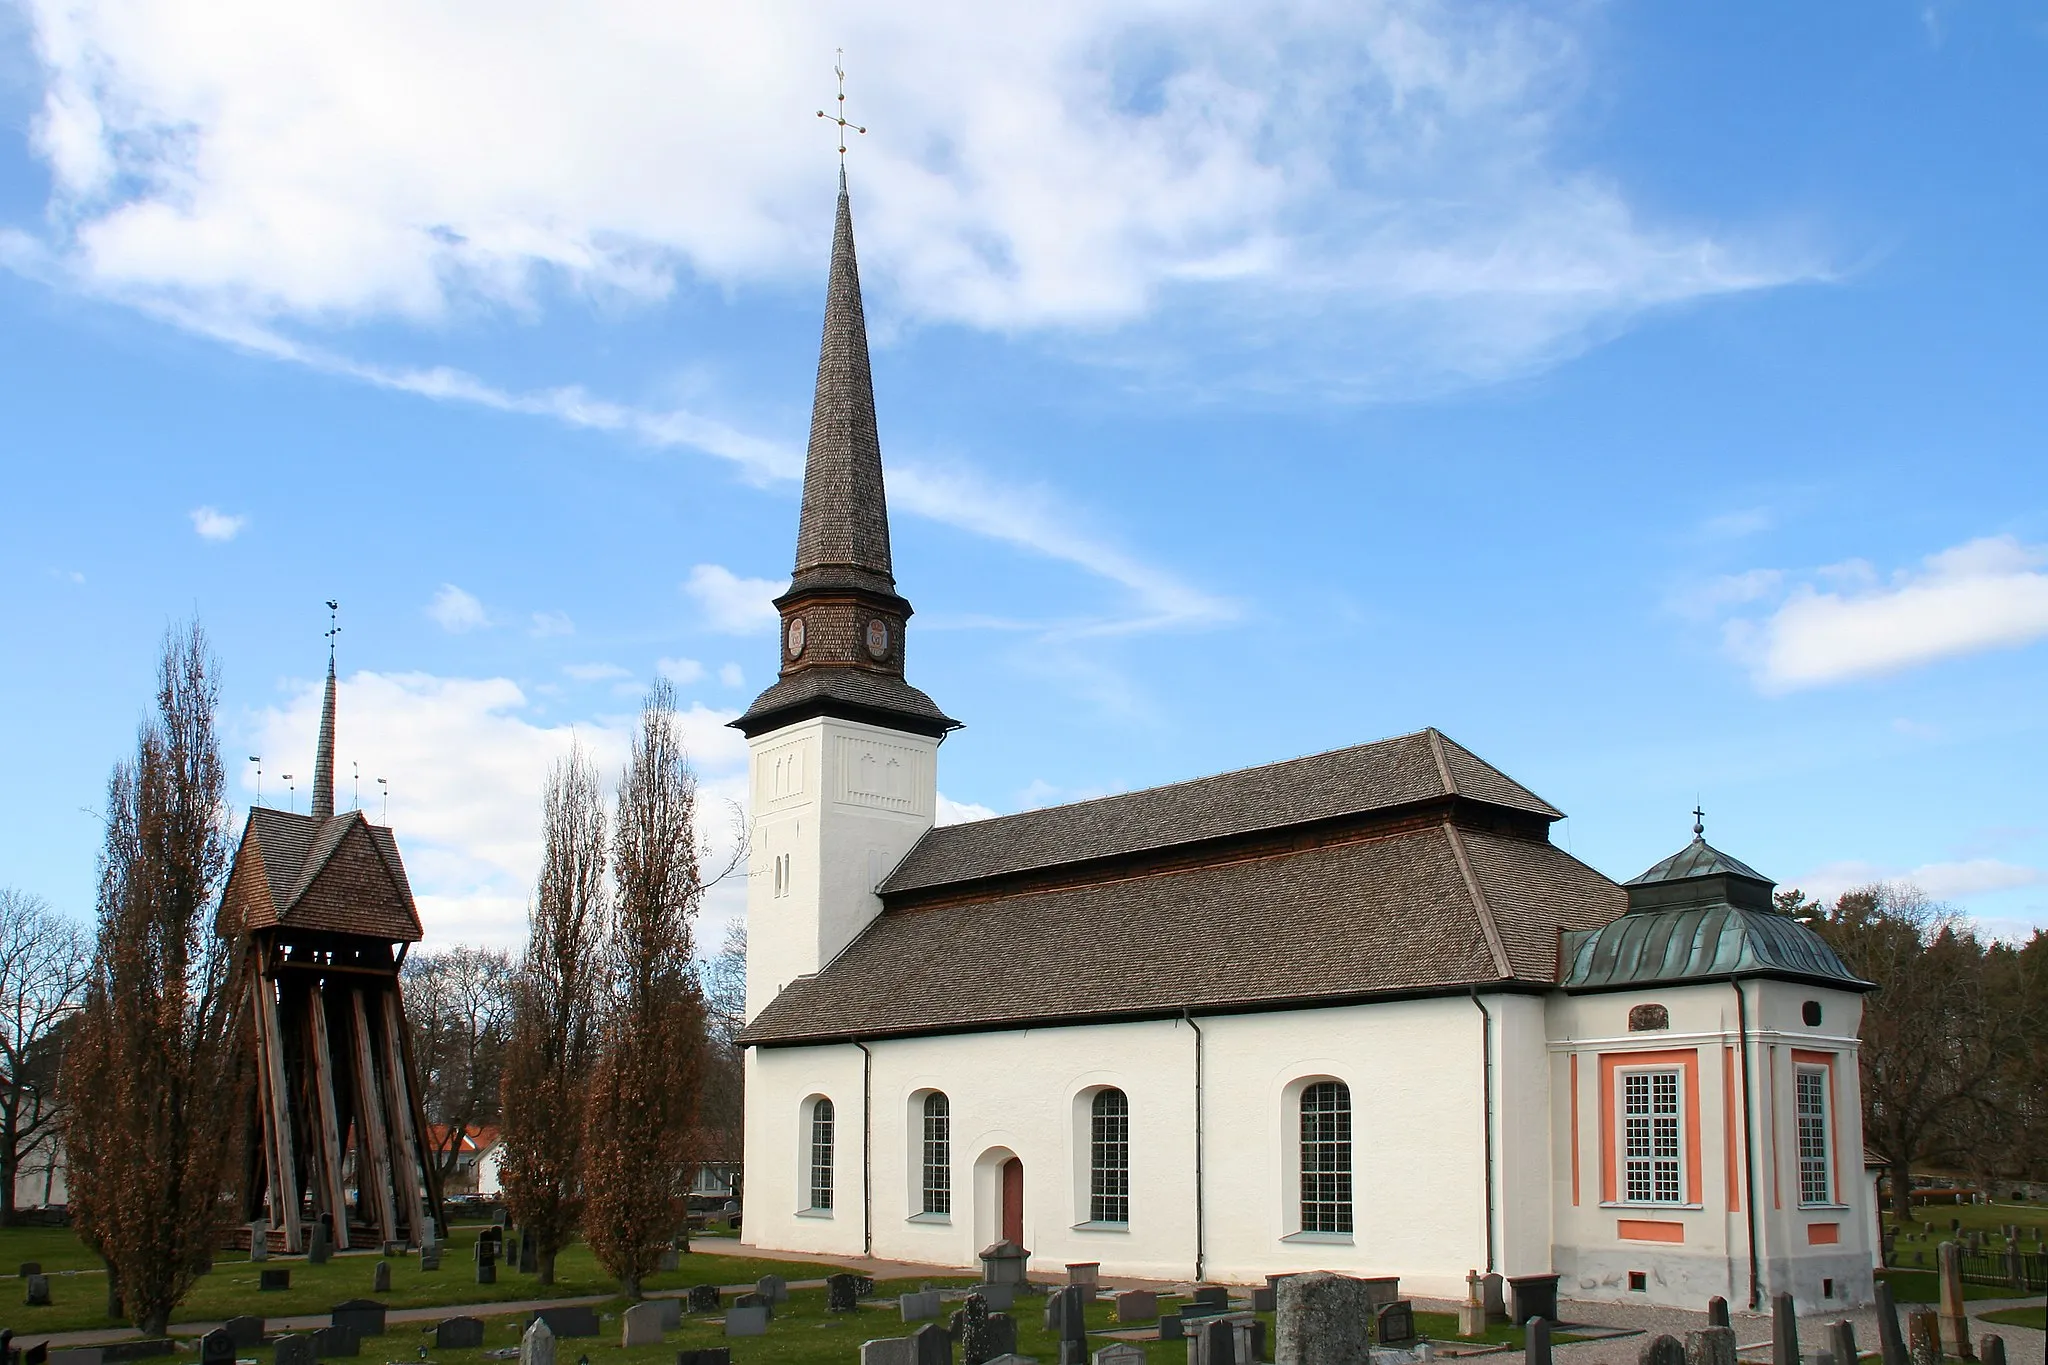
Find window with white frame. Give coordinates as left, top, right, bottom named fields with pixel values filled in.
left=1089, top=1088, right=1130, bottom=1224
left=808, top=1097, right=835, bottom=1210
left=922, top=1092, right=951, bottom=1216
left=1300, top=1080, right=1353, bottom=1234
left=1797, top=1067, right=1831, bottom=1205
left=1621, top=1069, right=1683, bottom=1204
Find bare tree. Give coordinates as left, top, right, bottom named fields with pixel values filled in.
left=0, top=889, right=90, bottom=1223
left=696, top=920, right=746, bottom=1175
left=403, top=945, right=514, bottom=1187
left=499, top=738, right=606, bottom=1285
left=62, top=621, right=250, bottom=1333
left=584, top=680, right=709, bottom=1296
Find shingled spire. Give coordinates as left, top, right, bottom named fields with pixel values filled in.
left=310, top=653, right=337, bottom=820
left=793, top=170, right=895, bottom=596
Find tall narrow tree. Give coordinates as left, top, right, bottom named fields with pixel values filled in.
left=498, top=739, right=606, bottom=1285
left=62, top=622, right=249, bottom=1333
left=584, top=680, right=708, bottom=1297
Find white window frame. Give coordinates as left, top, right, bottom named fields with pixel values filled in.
left=921, top=1092, right=952, bottom=1217
left=1299, top=1079, right=1354, bottom=1235
left=1617, top=1066, right=1685, bottom=1206
left=1088, top=1088, right=1130, bottom=1225
left=1796, top=1065, right=1832, bottom=1207
left=807, top=1097, right=835, bottom=1212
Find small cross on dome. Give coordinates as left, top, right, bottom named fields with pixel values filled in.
left=1692, top=805, right=1706, bottom=838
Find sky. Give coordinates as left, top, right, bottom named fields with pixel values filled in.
left=2, top=2, right=2045, bottom=953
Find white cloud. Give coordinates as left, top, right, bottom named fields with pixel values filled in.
left=684, top=564, right=786, bottom=634
left=718, top=663, right=745, bottom=688
left=1790, top=857, right=2045, bottom=907
left=1666, top=568, right=1782, bottom=622
left=189, top=505, right=247, bottom=541
left=426, top=583, right=488, bottom=633
left=248, top=670, right=749, bottom=949
left=1728, top=536, right=2048, bottom=690
left=936, top=793, right=999, bottom=826
left=13, top=0, right=1813, bottom=394
left=657, top=656, right=706, bottom=684
left=529, top=609, right=574, bottom=637
left=562, top=662, right=630, bottom=682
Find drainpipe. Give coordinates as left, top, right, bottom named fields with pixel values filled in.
left=1469, top=989, right=1497, bottom=1272
left=1732, top=977, right=1761, bottom=1310
left=855, top=1039, right=874, bottom=1257
left=1184, top=1009, right=1205, bottom=1283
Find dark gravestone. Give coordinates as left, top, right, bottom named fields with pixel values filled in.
left=437, top=1319, right=486, bottom=1350
left=1526, top=1320, right=1553, bottom=1365
left=200, top=1332, right=235, bottom=1365
left=1160, top=1314, right=1185, bottom=1342
left=19, top=1262, right=42, bottom=1277
left=260, top=1269, right=291, bottom=1292
left=912, top=1325, right=953, bottom=1365
left=856, top=1276, right=877, bottom=1298
left=533, top=1307, right=599, bottom=1339
left=1642, top=1336, right=1686, bottom=1365
left=519, top=1239, right=537, bottom=1275
left=756, top=1275, right=789, bottom=1304
left=24, top=1274, right=51, bottom=1306
left=25, top=1344, right=47, bottom=1365
left=1195, top=1318, right=1236, bottom=1365
left=958, top=1295, right=1011, bottom=1365
left=310, top=1326, right=358, bottom=1359
left=1191, top=1287, right=1229, bottom=1309
left=1707, top=1299, right=1730, bottom=1330
left=330, top=1302, right=388, bottom=1337
left=1252, top=1286, right=1276, bottom=1314
left=980, top=1241, right=1029, bottom=1287
left=1982, top=1336, right=2007, bottom=1365
left=225, top=1317, right=266, bottom=1348
left=1046, top=1285, right=1087, bottom=1355
left=733, top=1292, right=774, bottom=1321
left=829, top=1273, right=862, bottom=1313
left=419, top=1245, right=441, bottom=1272
left=371, top=1261, right=390, bottom=1294
left=1376, top=1303, right=1416, bottom=1347
left=477, top=1260, right=496, bottom=1286
left=307, top=1225, right=332, bottom=1268
left=1875, top=1283, right=1909, bottom=1365
left=1773, top=1294, right=1801, bottom=1365
left=1828, top=1321, right=1859, bottom=1365
left=677, top=1353, right=733, bottom=1365
left=687, top=1285, right=722, bottom=1313
left=1508, top=1274, right=1560, bottom=1326
left=273, top=1337, right=315, bottom=1365
left=102, top=1343, right=175, bottom=1362
left=1687, top=1327, right=1738, bottom=1365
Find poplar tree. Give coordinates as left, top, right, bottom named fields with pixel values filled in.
left=499, top=739, right=606, bottom=1285
left=583, top=680, right=707, bottom=1297
left=62, top=621, right=249, bottom=1334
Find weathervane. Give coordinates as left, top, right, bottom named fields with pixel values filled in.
left=817, top=49, right=866, bottom=164
left=325, top=599, right=340, bottom=661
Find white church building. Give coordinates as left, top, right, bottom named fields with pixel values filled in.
left=734, top=173, right=1878, bottom=1313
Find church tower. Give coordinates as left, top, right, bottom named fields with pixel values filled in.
left=732, top=173, right=959, bottom=1023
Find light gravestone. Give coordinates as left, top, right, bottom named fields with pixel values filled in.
left=975, top=1284, right=1018, bottom=1313
left=371, top=1261, right=390, bottom=1295
left=733, top=1292, right=774, bottom=1321
left=724, top=1308, right=767, bottom=1339
left=1096, top=1347, right=1146, bottom=1365
left=521, top=1319, right=554, bottom=1365
left=419, top=1244, right=440, bottom=1272
left=1481, top=1275, right=1507, bottom=1325
left=1687, top=1328, right=1737, bottom=1365
left=903, top=1290, right=945, bottom=1323
left=981, top=1242, right=1030, bottom=1287
left=1115, top=1291, right=1158, bottom=1323
left=622, top=1304, right=665, bottom=1348
left=1641, top=1337, right=1685, bottom=1365
left=248, top=1225, right=268, bottom=1262
left=862, top=1341, right=916, bottom=1365
left=436, top=1319, right=486, bottom=1350
left=1275, top=1272, right=1374, bottom=1365
left=1937, top=1242, right=1972, bottom=1360
left=1907, top=1311, right=1939, bottom=1365
left=656, top=1300, right=683, bottom=1332
left=1459, top=1272, right=1486, bottom=1338
left=757, top=1275, right=789, bottom=1304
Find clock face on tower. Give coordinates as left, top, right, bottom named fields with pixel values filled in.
left=864, top=618, right=890, bottom=660
left=785, top=616, right=806, bottom=659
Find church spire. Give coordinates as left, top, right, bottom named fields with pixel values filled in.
left=311, top=601, right=338, bottom=820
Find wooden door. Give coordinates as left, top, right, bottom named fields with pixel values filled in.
left=1001, top=1157, right=1024, bottom=1243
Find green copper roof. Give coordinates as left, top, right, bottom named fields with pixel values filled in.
left=1625, top=836, right=1769, bottom=887
left=1561, top=903, right=1867, bottom=991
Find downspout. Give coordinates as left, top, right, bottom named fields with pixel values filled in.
left=1469, top=989, right=1497, bottom=1272
left=1733, top=977, right=1761, bottom=1310
left=854, top=1039, right=873, bottom=1257
left=1184, top=1009, right=1205, bottom=1283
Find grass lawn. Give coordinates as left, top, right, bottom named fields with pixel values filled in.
left=1979, top=1306, right=2046, bottom=1331
left=1873, top=1270, right=2014, bottom=1304
left=1886, top=1201, right=2048, bottom=1248
left=1, top=1224, right=854, bottom=1336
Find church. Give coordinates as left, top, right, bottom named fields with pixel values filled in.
left=733, top=172, right=1878, bottom=1313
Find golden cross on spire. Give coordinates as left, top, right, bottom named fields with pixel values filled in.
left=817, top=49, right=866, bottom=164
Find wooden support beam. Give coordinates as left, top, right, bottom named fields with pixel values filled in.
left=252, top=968, right=304, bottom=1253
left=388, top=989, right=446, bottom=1240
left=305, top=985, right=352, bottom=1250
left=347, top=988, right=398, bottom=1245
left=379, top=989, right=429, bottom=1244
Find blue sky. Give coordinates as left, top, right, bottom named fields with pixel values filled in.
left=3, top=2, right=2044, bottom=949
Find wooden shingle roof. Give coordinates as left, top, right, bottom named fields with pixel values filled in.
left=219, top=807, right=423, bottom=943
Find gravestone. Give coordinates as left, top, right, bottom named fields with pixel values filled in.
left=1508, top=1274, right=1560, bottom=1326
left=1095, top=1347, right=1145, bottom=1365
left=1191, top=1317, right=1237, bottom=1365
left=371, top=1261, right=390, bottom=1294
left=1642, top=1336, right=1685, bottom=1365
left=1458, top=1271, right=1486, bottom=1338
left=659, top=1250, right=681, bottom=1273
left=1937, top=1242, right=1972, bottom=1361
left=1376, top=1302, right=1416, bottom=1347
left=913, top=1324, right=954, bottom=1365
left=857, top=1276, right=878, bottom=1298
left=533, top=1307, right=599, bottom=1339
left=904, top=1289, right=945, bottom=1322
left=1045, top=1285, right=1087, bottom=1357
left=25, top=1342, right=48, bottom=1365
left=1527, top=1320, right=1552, bottom=1365
left=1707, top=1298, right=1730, bottom=1330
left=248, top=1226, right=269, bottom=1263
left=49, top=1351, right=103, bottom=1365
left=734, top=1292, right=773, bottom=1320
left=1481, top=1273, right=1507, bottom=1325
left=657, top=1299, right=683, bottom=1331
left=307, top=1224, right=332, bottom=1267
left=725, top=1307, right=768, bottom=1338
left=476, top=1243, right=496, bottom=1285
left=975, top=1284, right=1017, bottom=1312
left=1253, top=1278, right=1280, bottom=1314
left=330, top=1301, right=388, bottom=1337
left=273, top=1338, right=314, bottom=1365
left=521, top=1318, right=555, bottom=1365
left=1687, top=1327, right=1737, bottom=1365
left=420, top=1245, right=440, bottom=1272
left=1068, top=1264, right=1099, bottom=1289
left=225, top=1317, right=265, bottom=1348
left=200, top=1332, right=234, bottom=1365
left=757, top=1274, right=789, bottom=1304
left=260, top=1269, right=291, bottom=1292
left=19, top=1261, right=40, bottom=1276
left=622, top=1303, right=665, bottom=1348
left=862, top=1341, right=916, bottom=1365
left=981, top=1241, right=1030, bottom=1287
left=24, top=1274, right=50, bottom=1306
left=1875, top=1283, right=1909, bottom=1365
left=1907, top=1311, right=1939, bottom=1365
left=829, top=1274, right=862, bottom=1313
left=518, top=1238, right=537, bottom=1275
left=1828, top=1321, right=1859, bottom=1365
left=1115, top=1290, right=1157, bottom=1323
left=1982, top=1336, right=2007, bottom=1365
left=436, top=1319, right=486, bottom=1350
left=1160, top=1314, right=1184, bottom=1342
left=1190, top=1287, right=1229, bottom=1309
left=677, top=1351, right=732, bottom=1365
left=1773, top=1293, right=1801, bottom=1365
left=310, top=1326, right=358, bottom=1358
left=688, top=1285, right=722, bottom=1313
left=1275, top=1272, right=1375, bottom=1365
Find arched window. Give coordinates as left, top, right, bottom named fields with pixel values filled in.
left=1300, top=1080, right=1352, bottom=1234
left=922, top=1092, right=951, bottom=1215
left=808, top=1097, right=835, bottom=1211
left=1090, top=1088, right=1130, bottom=1224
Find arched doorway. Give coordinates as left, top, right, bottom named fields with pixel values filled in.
left=1001, top=1157, right=1023, bottom=1243
left=973, top=1146, right=1025, bottom=1248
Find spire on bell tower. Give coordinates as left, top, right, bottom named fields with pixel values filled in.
left=311, top=601, right=339, bottom=820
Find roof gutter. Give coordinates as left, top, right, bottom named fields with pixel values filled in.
left=853, top=1038, right=873, bottom=1257
left=1183, top=1008, right=1205, bottom=1283
left=1469, top=988, right=1497, bottom=1273
left=1732, top=976, right=1761, bottom=1310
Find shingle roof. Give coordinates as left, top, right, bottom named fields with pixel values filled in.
left=740, top=823, right=1622, bottom=1046
left=880, top=728, right=1561, bottom=896
left=1625, top=836, right=1770, bottom=887
left=220, top=807, right=422, bottom=943
left=735, top=667, right=959, bottom=737
left=1561, top=905, right=1868, bottom=992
